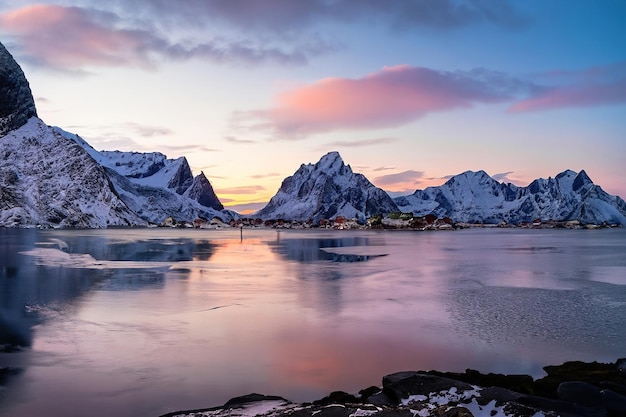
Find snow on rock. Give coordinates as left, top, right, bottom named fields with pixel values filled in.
left=256, top=151, right=399, bottom=223
left=53, top=126, right=227, bottom=223
left=394, top=169, right=626, bottom=225
left=0, top=118, right=146, bottom=228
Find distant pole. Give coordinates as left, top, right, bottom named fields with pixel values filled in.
left=240, top=225, right=243, bottom=242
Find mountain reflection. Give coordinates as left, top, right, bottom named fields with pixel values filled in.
left=270, top=235, right=384, bottom=264
left=0, top=231, right=220, bottom=349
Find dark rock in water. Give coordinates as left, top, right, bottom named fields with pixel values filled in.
left=366, top=391, right=396, bottom=407
left=223, top=393, right=288, bottom=407
left=359, top=386, right=382, bottom=399
left=558, top=381, right=604, bottom=407
left=617, top=358, right=626, bottom=377
left=382, top=372, right=473, bottom=403
left=535, top=359, right=626, bottom=399
left=313, top=391, right=359, bottom=406
left=601, top=389, right=626, bottom=417
left=164, top=359, right=626, bottom=417
left=426, top=369, right=535, bottom=395
left=473, top=386, right=522, bottom=406
left=0, top=42, right=37, bottom=137
left=516, top=394, right=602, bottom=417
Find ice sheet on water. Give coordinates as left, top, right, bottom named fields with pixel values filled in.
left=20, top=247, right=171, bottom=270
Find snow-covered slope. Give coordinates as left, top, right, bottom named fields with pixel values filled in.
left=257, top=151, right=399, bottom=223
left=0, top=118, right=146, bottom=228
left=394, top=170, right=626, bottom=225
left=53, top=127, right=227, bottom=224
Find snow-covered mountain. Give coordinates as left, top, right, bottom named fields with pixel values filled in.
left=0, top=118, right=147, bottom=227
left=256, top=151, right=399, bottom=223
left=394, top=169, right=626, bottom=225
left=53, top=127, right=227, bottom=224
left=0, top=41, right=229, bottom=228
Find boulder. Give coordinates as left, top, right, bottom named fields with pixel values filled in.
left=557, top=381, right=604, bottom=407
left=382, top=372, right=473, bottom=403
left=601, top=389, right=626, bottom=417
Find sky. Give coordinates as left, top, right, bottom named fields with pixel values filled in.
left=1, top=0, right=625, bottom=213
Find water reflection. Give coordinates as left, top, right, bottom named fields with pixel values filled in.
left=270, top=234, right=387, bottom=264
left=0, top=228, right=625, bottom=417
left=0, top=231, right=223, bottom=350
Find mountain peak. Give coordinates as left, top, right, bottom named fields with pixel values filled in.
left=314, top=151, right=351, bottom=175
left=0, top=42, right=38, bottom=136
left=573, top=169, right=593, bottom=191
left=257, top=152, right=398, bottom=223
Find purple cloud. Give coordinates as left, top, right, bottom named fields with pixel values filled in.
left=372, top=170, right=425, bottom=192
left=0, top=5, right=331, bottom=71
left=509, top=62, right=626, bottom=112
left=126, top=0, right=528, bottom=32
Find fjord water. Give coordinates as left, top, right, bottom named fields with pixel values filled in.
left=0, top=228, right=625, bottom=417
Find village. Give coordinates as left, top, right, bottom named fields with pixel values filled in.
left=159, top=213, right=618, bottom=230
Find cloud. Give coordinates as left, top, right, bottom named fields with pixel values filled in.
left=217, top=185, right=266, bottom=195
left=509, top=63, right=626, bottom=112
left=125, top=0, right=528, bottom=32
left=250, top=172, right=281, bottom=179
left=372, top=170, right=425, bottom=192
left=509, top=81, right=626, bottom=112
left=373, top=166, right=397, bottom=172
left=124, top=123, right=173, bottom=137
left=0, top=5, right=331, bottom=71
left=491, top=171, right=514, bottom=181
left=159, top=144, right=221, bottom=154
left=224, top=201, right=268, bottom=214
left=225, top=136, right=257, bottom=144
left=319, top=137, right=398, bottom=149
left=250, top=65, right=532, bottom=138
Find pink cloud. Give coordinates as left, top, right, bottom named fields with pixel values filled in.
left=256, top=65, right=527, bottom=137
left=509, top=79, right=626, bottom=112
left=372, top=169, right=425, bottom=192
left=0, top=5, right=156, bottom=69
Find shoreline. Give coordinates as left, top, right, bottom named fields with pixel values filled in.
left=162, top=359, right=626, bottom=417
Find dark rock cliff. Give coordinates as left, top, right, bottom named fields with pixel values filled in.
left=0, top=42, right=37, bottom=137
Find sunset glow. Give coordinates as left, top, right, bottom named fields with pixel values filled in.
left=1, top=1, right=624, bottom=210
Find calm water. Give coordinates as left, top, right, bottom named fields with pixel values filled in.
left=0, top=228, right=625, bottom=417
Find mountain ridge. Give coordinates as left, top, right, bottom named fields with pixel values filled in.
left=394, top=168, right=626, bottom=226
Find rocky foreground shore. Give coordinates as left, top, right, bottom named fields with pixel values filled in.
left=162, top=359, right=626, bottom=417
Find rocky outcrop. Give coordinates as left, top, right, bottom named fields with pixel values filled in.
left=164, top=359, right=626, bottom=417
left=257, top=151, right=399, bottom=224
left=0, top=42, right=37, bottom=137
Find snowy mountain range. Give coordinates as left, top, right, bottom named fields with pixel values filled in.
left=256, top=151, right=399, bottom=223
left=1, top=40, right=625, bottom=228
left=0, top=41, right=231, bottom=228
left=393, top=169, right=626, bottom=226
